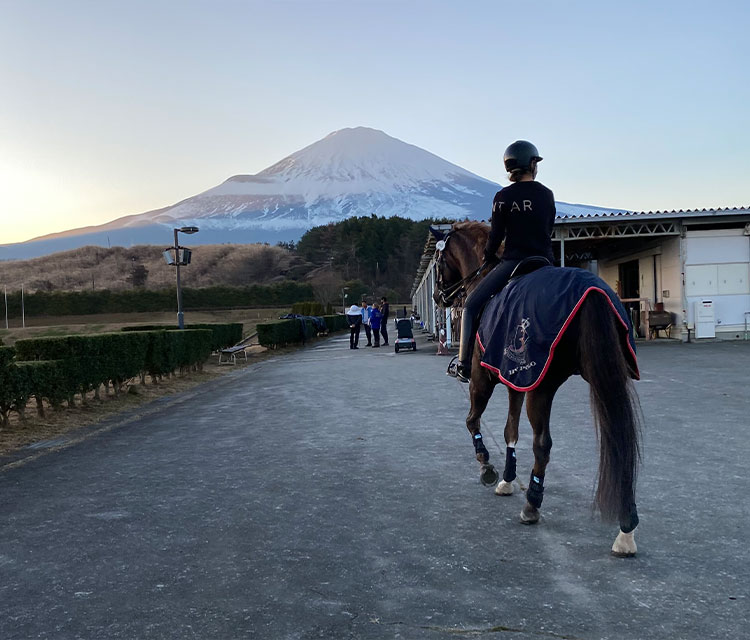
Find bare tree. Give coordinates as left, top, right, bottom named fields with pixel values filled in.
left=309, top=269, right=343, bottom=307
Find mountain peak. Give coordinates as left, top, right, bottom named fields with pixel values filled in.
left=250, top=126, right=483, bottom=190
left=324, top=126, right=390, bottom=139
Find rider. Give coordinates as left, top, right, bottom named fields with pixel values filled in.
left=453, top=140, right=556, bottom=383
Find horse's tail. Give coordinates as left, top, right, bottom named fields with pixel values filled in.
left=578, top=293, right=642, bottom=523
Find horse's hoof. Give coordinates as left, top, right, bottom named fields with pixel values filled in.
left=611, top=529, right=637, bottom=557
left=520, top=504, right=540, bottom=525
left=495, top=480, right=514, bottom=496
left=480, top=464, right=499, bottom=486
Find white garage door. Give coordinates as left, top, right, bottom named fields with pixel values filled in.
left=685, top=229, right=750, bottom=328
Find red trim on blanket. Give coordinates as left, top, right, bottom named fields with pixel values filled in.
left=477, top=286, right=640, bottom=392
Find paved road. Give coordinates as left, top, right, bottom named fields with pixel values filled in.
left=1, top=334, right=749, bottom=639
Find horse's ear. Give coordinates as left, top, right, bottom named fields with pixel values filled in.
left=429, top=227, right=445, bottom=241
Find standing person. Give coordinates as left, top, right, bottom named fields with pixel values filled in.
left=346, top=304, right=362, bottom=349
left=360, top=300, right=372, bottom=346
left=369, top=303, right=383, bottom=347
left=451, top=140, right=556, bottom=383
left=379, top=296, right=390, bottom=346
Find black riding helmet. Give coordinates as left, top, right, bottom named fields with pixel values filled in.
left=503, top=140, right=543, bottom=173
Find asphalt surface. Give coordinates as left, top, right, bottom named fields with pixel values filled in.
left=1, top=332, right=749, bottom=639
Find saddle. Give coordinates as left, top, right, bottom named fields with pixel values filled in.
left=509, top=256, right=552, bottom=280
left=476, top=266, right=638, bottom=391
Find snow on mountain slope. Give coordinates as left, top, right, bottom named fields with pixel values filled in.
left=219, top=126, right=491, bottom=201
left=117, top=127, right=499, bottom=230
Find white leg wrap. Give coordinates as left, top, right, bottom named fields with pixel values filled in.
left=611, top=528, right=637, bottom=557
left=495, top=480, right=514, bottom=495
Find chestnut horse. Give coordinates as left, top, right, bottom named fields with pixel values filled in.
left=433, top=222, right=642, bottom=557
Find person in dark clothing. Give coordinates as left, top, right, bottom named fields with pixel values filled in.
left=346, top=304, right=362, bottom=349
left=452, top=140, right=556, bottom=383
left=379, top=297, right=390, bottom=345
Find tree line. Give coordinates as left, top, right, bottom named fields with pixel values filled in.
left=295, top=215, right=442, bottom=301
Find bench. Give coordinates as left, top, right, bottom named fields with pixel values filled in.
left=217, top=331, right=258, bottom=365
left=218, top=345, right=248, bottom=365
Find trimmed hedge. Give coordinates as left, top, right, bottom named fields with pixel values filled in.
left=257, top=319, right=314, bottom=349
left=12, top=328, right=209, bottom=396
left=291, top=301, right=333, bottom=316
left=15, top=333, right=147, bottom=399
left=0, top=329, right=215, bottom=425
left=0, top=346, right=15, bottom=367
left=122, top=323, right=243, bottom=351
left=322, top=314, right=348, bottom=333
left=187, top=323, right=243, bottom=351
left=257, top=314, right=348, bottom=349
left=18, top=360, right=70, bottom=409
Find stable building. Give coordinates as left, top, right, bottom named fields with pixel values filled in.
left=411, top=207, right=750, bottom=343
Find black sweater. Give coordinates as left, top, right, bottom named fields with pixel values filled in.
left=484, top=181, right=556, bottom=262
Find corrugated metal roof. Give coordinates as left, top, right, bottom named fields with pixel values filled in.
left=556, top=205, right=750, bottom=223
left=410, top=207, right=750, bottom=298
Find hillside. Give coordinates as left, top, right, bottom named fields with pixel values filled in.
left=0, top=243, right=306, bottom=293
left=0, top=216, right=442, bottom=302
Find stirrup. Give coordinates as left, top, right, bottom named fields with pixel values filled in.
left=447, top=356, right=470, bottom=383
left=446, top=355, right=459, bottom=377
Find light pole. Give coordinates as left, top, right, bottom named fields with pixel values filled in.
left=173, top=226, right=199, bottom=329
left=341, top=287, right=349, bottom=313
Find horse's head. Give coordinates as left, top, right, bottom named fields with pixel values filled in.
left=431, top=222, right=489, bottom=308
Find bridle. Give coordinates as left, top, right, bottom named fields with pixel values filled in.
left=434, top=231, right=485, bottom=307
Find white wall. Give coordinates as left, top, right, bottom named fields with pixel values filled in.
left=684, top=229, right=750, bottom=335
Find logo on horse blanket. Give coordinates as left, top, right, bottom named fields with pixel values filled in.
left=476, top=266, right=639, bottom=391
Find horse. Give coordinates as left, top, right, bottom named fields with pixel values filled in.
left=432, top=221, right=642, bottom=557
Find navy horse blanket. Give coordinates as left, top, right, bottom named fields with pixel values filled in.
left=476, top=266, right=639, bottom=391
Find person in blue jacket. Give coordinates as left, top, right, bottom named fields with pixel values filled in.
left=360, top=300, right=373, bottom=346
left=369, top=303, right=383, bottom=347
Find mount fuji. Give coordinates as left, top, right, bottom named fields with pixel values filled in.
left=1, top=127, right=622, bottom=260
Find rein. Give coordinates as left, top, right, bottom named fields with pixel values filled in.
left=435, top=230, right=486, bottom=306
left=436, top=265, right=484, bottom=305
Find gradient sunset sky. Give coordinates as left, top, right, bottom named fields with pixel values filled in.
left=2, top=0, right=748, bottom=244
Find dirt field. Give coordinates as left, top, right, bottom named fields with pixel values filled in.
left=0, top=308, right=296, bottom=457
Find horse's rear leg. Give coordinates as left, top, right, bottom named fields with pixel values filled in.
left=520, top=376, right=564, bottom=524
left=495, top=389, right=524, bottom=496
left=466, top=362, right=499, bottom=486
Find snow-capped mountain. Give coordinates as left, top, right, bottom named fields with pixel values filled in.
left=126, top=126, right=500, bottom=231
left=0, top=127, right=623, bottom=260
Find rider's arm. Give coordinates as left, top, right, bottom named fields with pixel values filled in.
left=483, top=193, right=506, bottom=262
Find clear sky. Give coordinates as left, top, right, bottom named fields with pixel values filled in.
left=2, top=0, right=748, bottom=244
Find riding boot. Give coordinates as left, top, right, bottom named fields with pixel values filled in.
left=456, top=362, right=471, bottom=383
